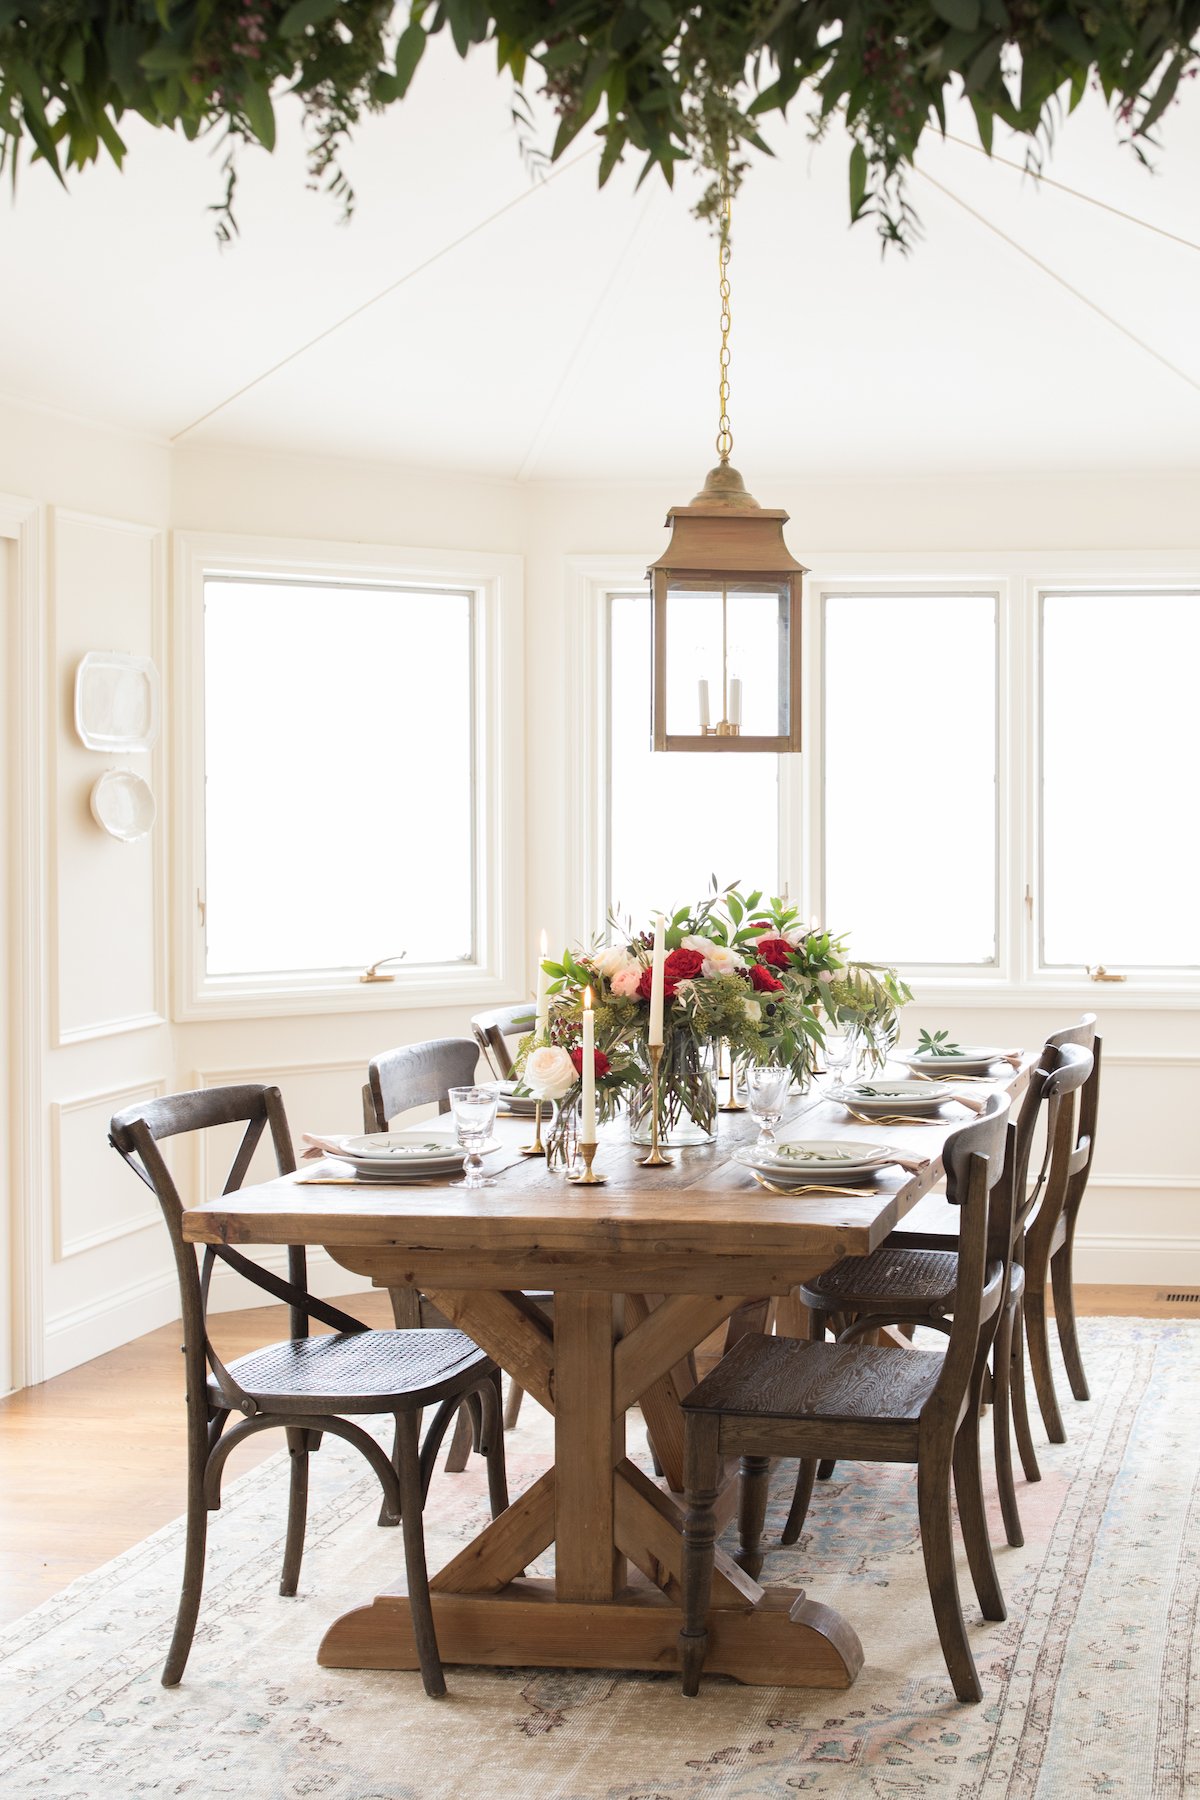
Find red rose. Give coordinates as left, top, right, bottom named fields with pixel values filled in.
left=756, top=935, right=795, bottom=970
left=638, top=966, right=678, bottom=1001
left=664, top=946, right=705, bottom=983
left=569, top=1046, right=611, bottom=1079
left=748, top=963, right=784, bottom=993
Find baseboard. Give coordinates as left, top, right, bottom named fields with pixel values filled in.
left=41, top=1251, right=375, bottom=1380
left=1073, top=1234, right=1200, bottom=1286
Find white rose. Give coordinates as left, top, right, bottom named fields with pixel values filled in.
left=700, top=943, right=746, bottom=978
left=523, top=1045, right=577, bottom=1101
left=680, top=933, right=717, bottom=955
left=742, top=997, right=762, bottom=1022
left=593, top=944, right=634, bottom=978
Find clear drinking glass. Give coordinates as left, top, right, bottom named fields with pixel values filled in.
left=744, top=1063, right=792, bottom=1152
left=822, top=1026, right=857, bottom=1095
left=448, top=1085, right=500, bottom=1190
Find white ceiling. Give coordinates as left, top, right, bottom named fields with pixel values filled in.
left=1, top=36, right=1198, bottom=481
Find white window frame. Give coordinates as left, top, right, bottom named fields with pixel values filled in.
left=174, top=531, right=525, bottom=1021
left=571, top=549, right=1200, bottom=1009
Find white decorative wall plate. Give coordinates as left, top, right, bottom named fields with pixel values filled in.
left=74, top=651, right=160, bottom=751
left=89, top=770, right=156, bottom=842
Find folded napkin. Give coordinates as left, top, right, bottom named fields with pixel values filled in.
left=300, top=1132, right=354, bottom=1161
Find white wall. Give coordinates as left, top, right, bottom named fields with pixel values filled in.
left=3, top=422, right=1197, bottom=1390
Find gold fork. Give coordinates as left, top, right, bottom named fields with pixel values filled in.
left=752, top=1173, right=878, bottom=1197
left=843, top=1107, right=942, bottom=1127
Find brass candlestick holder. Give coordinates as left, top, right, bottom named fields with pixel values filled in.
left=519, top=1098, right=546, bottom=1158
left=571, top=1140, right=607, bottom=1185
left=718, top=1048, right=744, bottom=1113
left=637, top=1042, right=675, bottom=1167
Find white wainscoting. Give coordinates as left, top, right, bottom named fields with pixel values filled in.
left=51, top=1079, right=165, bottom=1259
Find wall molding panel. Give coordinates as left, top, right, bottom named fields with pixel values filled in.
left=51, top=1079, right=165, bottom=1261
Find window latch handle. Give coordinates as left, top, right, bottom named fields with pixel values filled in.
left=360, top=952, right=407, bottom=984
left=1086, top=964, right=1126, bottom=983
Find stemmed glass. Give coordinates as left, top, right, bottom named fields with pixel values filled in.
left=744, top=1063, right=791, bottom=1153
left=448, top=1085, right=500, bottom=1190
left=821, top=1026, right=858, bottom=1096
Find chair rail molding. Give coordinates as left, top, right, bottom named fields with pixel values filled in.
left=1, top=493, right=47, bottom=1388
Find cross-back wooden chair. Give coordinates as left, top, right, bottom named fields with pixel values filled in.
left=1021, top=1016, right=1100, bottom=1441
left=795, top=1040, right=1093, bottom=1548
left=678, top=1095, right=1013, bottom=1705
left=469, top=1004, right=536, bottom=1082
left=110, top=1083, right=507, bottom=1695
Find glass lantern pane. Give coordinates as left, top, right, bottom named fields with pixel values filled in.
left=663, top=579, right=791, bottom=739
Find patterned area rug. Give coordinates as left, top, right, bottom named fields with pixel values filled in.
left=2, top=1318, right=1196, bottom=1798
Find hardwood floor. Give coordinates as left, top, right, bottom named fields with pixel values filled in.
left=0, top=1285, right=1190, bottom=1629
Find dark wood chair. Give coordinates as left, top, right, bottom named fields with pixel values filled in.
left=469, top=1003, right=536, bottom=1081
left=1021, top=1019, right=1101, bottom=1441
left=110, top=1082, right=508, bottom=1695
left=794, top=1040, right=1093, bottom=1548
left=678, top=1095, right=1013, bottom=1705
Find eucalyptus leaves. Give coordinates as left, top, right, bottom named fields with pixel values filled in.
left=0, top=2, right=1194, bottom=248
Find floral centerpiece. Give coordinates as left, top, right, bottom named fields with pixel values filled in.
left=517, top=880, right=911, bottom=1153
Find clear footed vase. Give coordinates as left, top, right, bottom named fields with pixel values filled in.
left=629, top=1038, right=718, bottom=1148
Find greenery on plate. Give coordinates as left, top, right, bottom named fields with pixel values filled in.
left=0, top=2, right=1195, bottom=247
left=916, top=1027, right=965, bottom=1056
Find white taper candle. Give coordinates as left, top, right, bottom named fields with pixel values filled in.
left=649, top=914, right=666, bottom=1047
left=582, top=986, right=596, bottom=1140
left=728, top=677, right=742, bottom=726
left=535, top=928, right=550, bottom=1039
left=698, top=679, right=710, bottom=730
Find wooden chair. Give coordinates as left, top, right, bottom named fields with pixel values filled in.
left=1021, top=1019, right=1101, bottom=1441
left=678, top=1096, right=1012, bottom=1704
left=109, top=1084, right=508, bottom=1695
left=794, top=1040, right=1093, bottom=1548
left=469, top=1003, right=536, bottom=1082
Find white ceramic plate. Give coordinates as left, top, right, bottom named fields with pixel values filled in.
left=340, top=1130, right=498, bottom=1164
left=497, top=1080, right=540, bottom=1117
left=89, top=769, right=156, bottom=842
left=733, top=1140, right=892, bottom=1182
left=898, top=1046, right=1005, bottom=1076
left=837, top=1079, right=960, bottom=1116
left=75, top=651, right=160, bottom=751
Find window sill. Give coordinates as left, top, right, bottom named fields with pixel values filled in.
left=902, top=975, right=1200, bottom=1012
left=174, top=963, right=522, bottom=1024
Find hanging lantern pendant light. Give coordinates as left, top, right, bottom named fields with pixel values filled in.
left=648, top=188, right=806, bottom=753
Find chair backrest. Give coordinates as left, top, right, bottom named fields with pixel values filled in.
left=927, top=1093, right=1012, bottom=1431
left=109, top=1085, right=370, bottom=1417
left=364, top=1037, right=481, bottom=1133
left=1011, top=1036, right=1095, bottom=1243
left=469, top=1004, right=537, bottom=1081
left=1027, top=1016, right=1101, bottom=1263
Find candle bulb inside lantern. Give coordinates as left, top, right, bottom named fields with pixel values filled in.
left=535, top=927, right=550, bottom=1039
left=649, top=915, right=666, bottom=1047
left=581, top=986, right=596, bottom=1141
left=728, top=677, right=742, bottom=727
left=698, top=679, right=710, bottom=731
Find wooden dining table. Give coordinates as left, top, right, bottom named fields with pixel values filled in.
left=182, top=1060, right=1031, bottom=1689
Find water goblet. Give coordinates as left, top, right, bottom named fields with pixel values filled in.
left=744, top=1063, right=792, bottom=1153
left=448, top=1084, right=500, bottom=1189
left=822, top=1026, right=857, bottom=1095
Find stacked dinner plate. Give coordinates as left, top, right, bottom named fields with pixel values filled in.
left=323, top=1130, right=495, bottom=1181
left=495, top=1080, right=540, bottom=1118
left=732, top=1138, right=893, bottom=1187
left=834, top=1078, right=964, bottom=1117
left=896, top=1044, right=1007, bottom=1077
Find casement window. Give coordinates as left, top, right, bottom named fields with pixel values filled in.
left=175, top=535, right=523, bottom=1018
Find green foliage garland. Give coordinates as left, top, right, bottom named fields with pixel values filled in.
left=0, top=2, right=1195, bottom=246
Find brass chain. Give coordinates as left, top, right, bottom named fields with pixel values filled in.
left=716, top=188, right=732, bottom=463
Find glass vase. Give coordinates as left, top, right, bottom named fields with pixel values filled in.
left=629, top=1037, right=718, bottom=1147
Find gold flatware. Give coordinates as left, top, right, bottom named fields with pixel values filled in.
left=752, top=1174, right=878, bottom=1198
left=844, top=1108, right=942, bottom=1127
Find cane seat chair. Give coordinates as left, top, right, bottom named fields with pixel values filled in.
left=110, top=1083, right=508, bottom=1695
left=794, top=1040, right=1093, bottom=1549
left=678, top=1096, right=1012, bottom=1705
left=363, top=1036, right=554, bottom=1447
left=469, top=1004, right=537, bottom=1082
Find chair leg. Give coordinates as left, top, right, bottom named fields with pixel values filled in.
left=395, top=1408, right=446, bottom=1698
left=1052, top=1240, right=1090, bottom=1402
left=781, top=1458, right=818, bottom=1546
left=479, top=1372, right=510, bottom=1521
left=916, top=1458, right=982, bottom=1704
left=953, top=1406, right=1006, bottom=1620
left=279, top=1427, right=311, bottom=1595
left=816, top=1459, right=837, bottom=1482
left=162, top=1453, right=209, bottom=1688
left=990, top=1301, right=1024, bottom=1549
left=1009, top=1301, right=1041, bottom=1484
left=503, top=1379, right=525, bottom=1430
left=442, top=1402, right=475, bottom=1474
left=1024, top=1274, right=1067, bottom=1444
left=735, top=1455, right=770, bottom=1578
left=679, top=1415, right=721, bottom=1697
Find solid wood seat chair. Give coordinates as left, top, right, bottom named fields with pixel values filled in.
left=794, top=1040, right=1092, bottom=1548
left=678, top=1096, right=1013, bottom=1705
left=469, top=1003, right=536, bottom=1081
left=110, top=1082, right=508, bottom=1696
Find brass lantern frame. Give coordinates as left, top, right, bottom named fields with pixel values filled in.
left=648, top=461, right=807, bottom=753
